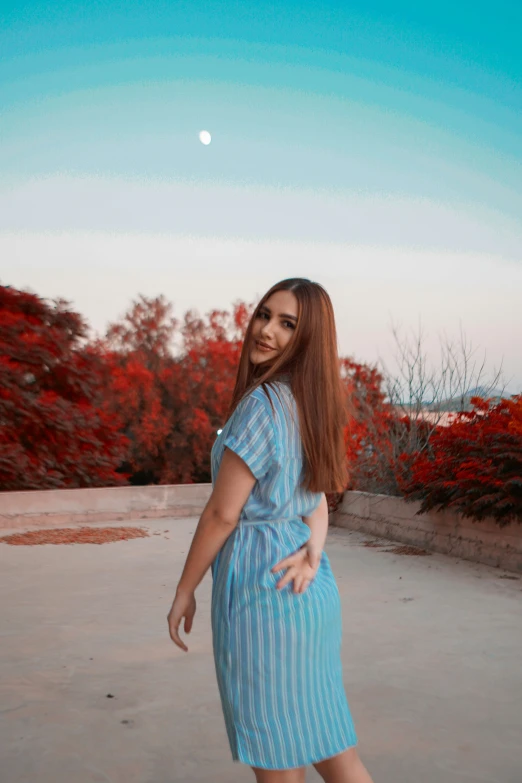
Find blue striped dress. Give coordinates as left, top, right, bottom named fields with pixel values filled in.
left=210, top=380, right=357, bottom=770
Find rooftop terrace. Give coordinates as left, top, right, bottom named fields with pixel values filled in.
left=1, top=517, right=521, bottom=782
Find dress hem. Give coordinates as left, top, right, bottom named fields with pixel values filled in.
left=232, top=739, right=359, bottom=771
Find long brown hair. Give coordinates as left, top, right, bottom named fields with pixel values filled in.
left=227, top=278, right=349, bottom=493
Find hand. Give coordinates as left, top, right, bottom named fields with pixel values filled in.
left=167, top=588, right=196, bottom=652
left=271, top=542, right=322, bottom=594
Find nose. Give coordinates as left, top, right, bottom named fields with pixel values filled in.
left=260, top=321, right=274, bottom=339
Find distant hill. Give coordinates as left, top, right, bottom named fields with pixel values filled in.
left=394, top=387, right=508, bottom=413
left=433, top=387, right=506, bottom=412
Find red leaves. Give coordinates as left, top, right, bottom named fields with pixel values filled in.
left=399, top=396, right=522, bottom=526
left=339, top=357, right=522, bottom=527
left=341, top=357, right=399, bottom=493
left=106, top=294, right=178, bottom=361
left=0, top=285, right=128, bottom=491
left=100, top=295, right=253, bottom=486
left=10, top=281, right=518, bottom=531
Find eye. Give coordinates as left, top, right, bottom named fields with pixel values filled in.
left=283, top=320, right=296, bottom=329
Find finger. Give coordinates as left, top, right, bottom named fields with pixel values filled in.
left=276, top=573, right=293, bottom=590
left=271, top=555, right=296, bottom=573
left=184, top=614, right=193, bottom=634
left=273, top=548, right=306, bottom=572
left=168, top=619, right=186, bottom=650
left=300, top=579, right=311, bottom=594
left=168, top=616, right=188, bottom=652
left=305, top=545, right=321, bottom=568
left=276, top=567, right=297, bottom=590
left=170, top=628, right=188, bottom=652
left=293, top=575, right=303, bottom=594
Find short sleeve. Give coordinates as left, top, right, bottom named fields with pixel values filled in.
left=223, top=391, right=278, bottom=480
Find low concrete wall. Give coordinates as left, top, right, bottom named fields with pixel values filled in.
left=332, top=491, right=522, bottom=573
left=0, top=484, right=213, bottom=530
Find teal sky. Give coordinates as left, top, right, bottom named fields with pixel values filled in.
left=2, top=1, right=521, bottom=391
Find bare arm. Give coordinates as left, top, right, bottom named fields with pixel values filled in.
left=176, top=447, right=257, bottom=595
left=175, top=509, right=234, bottom=597
left=168, top=447, right=256, bottom=651
left=302, top=492, right=329, bottom=558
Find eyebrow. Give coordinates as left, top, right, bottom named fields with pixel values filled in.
left=260, top=305, right=298, bottom=322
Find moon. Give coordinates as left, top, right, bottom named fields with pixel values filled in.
left=199, top=130, right=212, bottom=145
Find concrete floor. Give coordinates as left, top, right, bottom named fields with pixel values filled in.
left=1, top=518, right=521, bottom=783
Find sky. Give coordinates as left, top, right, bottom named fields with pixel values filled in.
left=1, top=0, right=521, bottom=393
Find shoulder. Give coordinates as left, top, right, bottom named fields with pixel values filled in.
left=244, top=382, right=293, bottom=416
left=223, top=385, right=281, bottom=475
left=254, top=381, right=292, bottom=400
left=233, top=386, right=274, bottom=427
left=234, top=389, right=273, bottom=435
left=233, top=383, right=293, bottom=431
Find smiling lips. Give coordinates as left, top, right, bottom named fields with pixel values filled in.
left=256, top=340, right=275, bottom=351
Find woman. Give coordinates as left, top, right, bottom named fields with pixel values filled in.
left=168, top=278, right=374, bottom=783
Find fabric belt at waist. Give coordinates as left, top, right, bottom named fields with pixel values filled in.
left=239, top=517, right=302, bottom=527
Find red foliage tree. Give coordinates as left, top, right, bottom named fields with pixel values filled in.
left=102, top=295, right=253, bottom=485
left=105, top=293, right=178, bottom=366
left=399, top=395, right=522, bottom=526
left=340, top=358, right=399, bottom=494
left=103, top=295, right=177, bottom=483
left=162, top=302, right=251, bottom=483
left=0, top=285, right=128, bottom=490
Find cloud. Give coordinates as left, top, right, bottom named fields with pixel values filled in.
left=1, top=174, right=522, bottom=260
left=3, top=228, right=521, bottom=392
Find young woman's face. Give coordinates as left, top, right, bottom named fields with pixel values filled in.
left=249, top=290, right=299, bottom=366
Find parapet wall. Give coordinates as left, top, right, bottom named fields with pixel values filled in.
left=0, top=483, right=213, bottom=530
left=3, top=485, right=521, bottom=573
left=331, top=491, right=522, bottom=573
